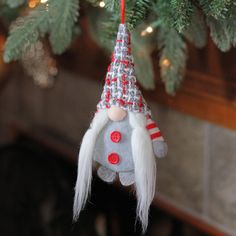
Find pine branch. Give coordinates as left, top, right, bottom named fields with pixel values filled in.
left=153, top=0, right=187, bottom=95
left=100, top=14, right=120, bottom=47
left=226, top=6, right=236, bottom=47
left=208, top=0, right=229, bottom=19
left=207, top=3, right=236, bottom=51
left=199, top=0, right=231, bottom=19
left=104, top=0, right=119, bottom=12
left=126, top=0, right=150, bottom=30
left=4, top=0, right=79, bottom=62
left=5, top=0, right=26, bottom=8
left=157, top=27, right=187, bottom=95
left=184, top=6, right=207, bottom=48
left=170, top=0, right=193, bottom=33
left=207, top=17, right=231, bottom=52
left=152, top=0, right=174, bottom=28
left=3, top=0, right=236, bottom=94
left=86, top=5, right=119, bottom=52
left=3, top=4, right=50, bottom=62
left=49, top=0, right=79, bottom=54
left=132, top=32, right=155, bottom=89
left=227, top=20, right=236, bottom=47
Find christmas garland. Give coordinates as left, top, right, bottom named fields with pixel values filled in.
left=0, top=0, right=236, bottom=94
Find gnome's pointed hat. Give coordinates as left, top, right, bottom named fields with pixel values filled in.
left=97, top=24, right=151, bottom=116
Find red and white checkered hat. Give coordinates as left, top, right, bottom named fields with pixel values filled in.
left=97, top=24, right=151, bottom=116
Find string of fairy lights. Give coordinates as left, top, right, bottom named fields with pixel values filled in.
left=28, top=0, right=160, bottom=88
left=9, top=0, right=170, bottom=88
left=29, top=0, right=155, bottom=35
left=29, top=0, right=155, bottom=39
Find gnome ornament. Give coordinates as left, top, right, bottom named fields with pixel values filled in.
left=73, top=2, right=167, bottom=232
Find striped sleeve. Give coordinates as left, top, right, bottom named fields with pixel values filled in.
left=146, top=116, right=164, bottom=141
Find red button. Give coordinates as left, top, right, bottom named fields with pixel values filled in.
left=108, top=153, right=120, bottom=164
left=110, top=131, right=121, bottom=143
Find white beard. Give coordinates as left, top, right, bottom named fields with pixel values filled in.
left=73, top=109, right=109, bottom=220
left=73, top=110, right=156, bottom=233
left=129, top=112, right=156, bottom=233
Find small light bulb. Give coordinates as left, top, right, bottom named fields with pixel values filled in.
left=45, top=3, right=49, bottom=11
left=40, top=0, right=48, bottom=3
left=28, top=2, right=36, bottom=8
left=28, top=0, right=40, bottom=8
left=141, top=30, right=147, bottom=37
left=99, top=1, right=105, bottom=7
left=162, top=58, right=171, bottom=67
left=146, top=26, right=153, bottom=33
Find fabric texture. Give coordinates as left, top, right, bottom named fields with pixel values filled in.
left=152, top=140, right=168, bottom=158
left=97, top=166, right=116, bottom=182
left=93, top=115, right=134, bottom=172
left=97, top=24, right=151, bottom=116
left=119, top=171, right=135, bottom=186
left=146, top=116, right=164, bottom=141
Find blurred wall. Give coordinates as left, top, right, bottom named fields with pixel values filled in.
left=0, top=71, right=236, bottom=235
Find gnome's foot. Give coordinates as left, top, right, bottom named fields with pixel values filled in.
left=119, top=171, right=135, bottom=186
left=97, top=166, right=116, bottom=183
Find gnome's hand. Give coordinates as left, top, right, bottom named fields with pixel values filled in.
left=152, top=140, right=168, bottom=158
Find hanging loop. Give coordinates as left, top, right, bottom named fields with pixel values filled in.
left=121, top=0, right=125, bottom=24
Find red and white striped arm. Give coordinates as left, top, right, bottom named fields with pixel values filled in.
left=146, top=116, right=164, bottom=142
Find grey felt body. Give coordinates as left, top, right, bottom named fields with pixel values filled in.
left=93, top=116, right=134, bottom=173
left=93, top=116, right=168, bottom=186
